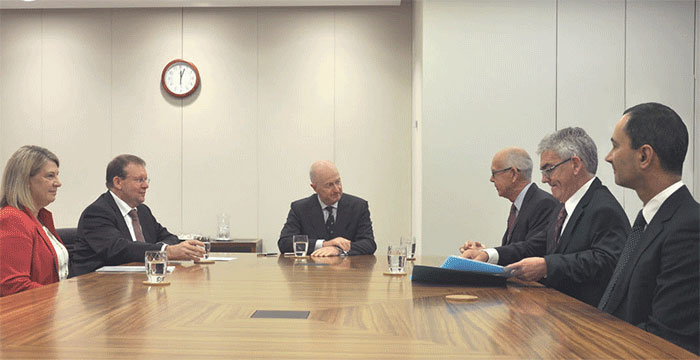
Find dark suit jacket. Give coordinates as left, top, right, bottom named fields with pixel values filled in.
left=494, top=183, right=559, bottom=266
left=278, top=193, right=376, bottom=255
left=601, top=186, right=699, bottom=355
left=542, top=177, right=630, bottom=307
left=70, top=191, right=179, bottom=276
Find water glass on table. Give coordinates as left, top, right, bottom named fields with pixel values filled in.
left=217, top=212, right=230, bottom=239
left=401, top=236, right=416, bottom=260
left=145, top=250, right=168, bottom=283
left=387, top=245, right=407, bottom=273
left=293, top=235, right=309, bottom=257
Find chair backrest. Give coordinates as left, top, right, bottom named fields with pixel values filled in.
left=56, top=227, right=77, bottom=252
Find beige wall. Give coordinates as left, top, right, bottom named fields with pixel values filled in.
left=0, top=4, right=413, bottom=253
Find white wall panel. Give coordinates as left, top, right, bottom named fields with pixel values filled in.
left=334, top=2, right=412, bottom=254
left=0, top=11, right=42, bottom=172
left=422, top=0, right=556, bottom=255
left=181, top=8, right=258, bottom=237
left=42, top=10, right=112, bottom=228
left=111, top=8, right=183, bottom=232
left=626, top=0, right=696, bottom=217
left=557, top=0, right=625, bottom=207
left=257, top=8, right=335, bottom=251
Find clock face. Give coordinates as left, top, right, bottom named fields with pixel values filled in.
left=161, top=59, right=200, bottom=97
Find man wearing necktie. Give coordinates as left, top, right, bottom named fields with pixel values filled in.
left=459, top=147, right=558, bottom=265
left=600, top=102, right=698, bottom=355
left=70, top=155, right=204, bottom=276
left=503, top=127, right=630, bottom=307
left=278, top=160, right=376, bottom=257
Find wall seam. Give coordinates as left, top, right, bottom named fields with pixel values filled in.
left=110, top=10, right=113, bottom=158
left=554, top=0, right=558, bottom=131
left=623, top=0, right=628, bottom=210
left=256, top=8, right=260, bottom=241
left=40, top=10, right=44, bottom=145
left=693, top=0, right=697, bottom=196
left=180, top=7, right=184, bottom=231
left=333, top=9, right=337, bottom=162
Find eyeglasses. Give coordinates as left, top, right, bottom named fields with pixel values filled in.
left=540, top=158, right=572, bottom=178
left=491, top=167, right=513, bottom=177
left=127, top=177, right=150, bottom=184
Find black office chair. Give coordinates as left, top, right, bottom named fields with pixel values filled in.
left=56, top=228, right=77, bottom=253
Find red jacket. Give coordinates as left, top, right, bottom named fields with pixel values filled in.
left=0, top=206, right=63, bottom=296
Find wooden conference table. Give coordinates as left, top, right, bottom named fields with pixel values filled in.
left=0, top=254, right=695, bottom=359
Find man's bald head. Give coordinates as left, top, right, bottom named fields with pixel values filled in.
left=309, top=160, right=343, bottom=205
left=490, top=147, right=533, bottom=202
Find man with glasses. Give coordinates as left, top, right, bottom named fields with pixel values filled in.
left=600, top=103, right=698, bottom=354
left=503, top=127, right=630, bottom=306
left=70, top=154, right=204, bottom=276
left=459, top=147, right=558, bottom=265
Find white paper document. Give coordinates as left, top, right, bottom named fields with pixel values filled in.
left=207, top=256, right=236, bottom=261
left=95, top=265, right=175, bottom=273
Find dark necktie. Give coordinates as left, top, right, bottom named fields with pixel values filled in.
left=553, top=206, right=568, bottom=245
left=128, top=209, right=146, bottom=242
left=506, top=204, right=517, bottom=241
left=598, top=210, right=646, bottom=310
left=325, top=206, right=335, bottom=237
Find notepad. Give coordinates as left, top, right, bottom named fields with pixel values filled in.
left=95, top=265, right=175, bottom=273
left=440, top=256, right=513, bottom=277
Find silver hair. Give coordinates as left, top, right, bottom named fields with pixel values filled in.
left=536, top=127, right=598, bottom=174
left=503, top=150, right=533, bottom=181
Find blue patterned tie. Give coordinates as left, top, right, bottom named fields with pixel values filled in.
left=598, top=210, right=646, bottom=310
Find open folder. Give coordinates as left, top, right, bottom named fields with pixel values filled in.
left=411, top=256, right=513, bottom=286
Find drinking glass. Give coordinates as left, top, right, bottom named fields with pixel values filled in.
left=387, top=245, right=407, bottom=273
left=217, top=213, right=230, bottom=239
left=145, top=250, right=168, bottom=283
left=199, top=241, right=211, bottom=260
left=401, top=236, right=416, bottom=259
left=293, top=235, right=309, bottom=257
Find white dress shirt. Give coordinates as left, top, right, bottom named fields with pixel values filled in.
left=43, top=225, right=69, bottom=281
left=640, top=181, right=684, bottom=227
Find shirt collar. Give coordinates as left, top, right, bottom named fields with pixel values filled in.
left=564, top=177, right=596, bottom=216
left=642, top=181, right=684, bottom=224
left=513, top=182, right=533, bottom=212
left=110, top=190, right=135, bottom=217
left=317, top=195, right=338, bottom=210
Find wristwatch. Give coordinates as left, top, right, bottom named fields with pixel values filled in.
left=335, top=246, right=348, bottom=256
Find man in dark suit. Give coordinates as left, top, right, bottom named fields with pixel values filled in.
left=504, top=127, right=630, bottom=307
left=278, top=160, right=375, bottom=256
left=459, top=147, right=559, bottom=265
left=70, top=155, right=204, bottom=276
left=600, top=103, right=698, bottom=354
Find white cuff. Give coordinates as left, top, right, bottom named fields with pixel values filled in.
left=484, top=248, right=499, bottom=264
left=314, top=239, right=325, bottom=251
left=160, top=244, right=168, bottom=252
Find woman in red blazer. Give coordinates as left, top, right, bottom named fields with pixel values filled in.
left=0, top=145, right=67, bottom=296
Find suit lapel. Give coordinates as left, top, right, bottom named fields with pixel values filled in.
left=604, top=187, right=687, bottom=312
left=104, top=192, right=132, bottom=237
left=334, top=196, right=349, bottom=235
left=307, top=194, right=328, bottom=239
left=555, top=178, right=600, bottom=254
left=509, top=184, right=537, bottom=244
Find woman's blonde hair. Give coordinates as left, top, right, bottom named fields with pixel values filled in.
left=0, top=145, right=59, bottom=214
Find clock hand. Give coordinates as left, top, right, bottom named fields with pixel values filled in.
left=180, top=68, right=185, bottom=84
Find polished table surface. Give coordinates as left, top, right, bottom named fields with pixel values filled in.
left=0, top=254, right=696, bottom=359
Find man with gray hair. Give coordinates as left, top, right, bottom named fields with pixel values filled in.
left=459, top=147, right=558, bottom=265
left=278, top=160, right=376, bottom=256
left=503, top=127, right=630, bottom=306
